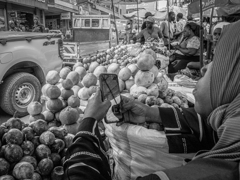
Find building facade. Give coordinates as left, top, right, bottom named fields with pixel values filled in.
left=0, top=0, right=47, bottom=31
left=45, top=0, right=78, bottom=33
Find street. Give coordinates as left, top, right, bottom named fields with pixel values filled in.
left=0, top=109, right=29, bottom=124
left=79, top=41, right=118, bottom=56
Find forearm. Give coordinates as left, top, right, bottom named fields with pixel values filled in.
left=145, top=106, right=161, bottom=124
left=177, top=47, right=196, bottom=56
left=64, top=118, right=111, bottom=180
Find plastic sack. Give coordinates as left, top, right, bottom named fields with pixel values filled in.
left=156, top=54, right=169, bottom=69
left=104, top=107, right=191, bottom=180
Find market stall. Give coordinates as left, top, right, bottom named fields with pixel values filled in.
left=0, top=38, right=199, bottom=179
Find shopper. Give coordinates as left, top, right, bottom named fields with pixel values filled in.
left=174, top=13, right=186, bottom=40
left=160, top=11, right=176, bottom=46
left=168, top=22, right=201, bottom=73
left=132, top=17, right=162, bottom=43
left=64, top=20, right=240, bottom=180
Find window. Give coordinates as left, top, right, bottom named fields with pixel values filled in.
left=81, top=19, right=90, bottom=27
left=120, top=9, right=122, bottom=15
left=0, top=9, right=6, bottom=31
left=102, top=19, right=109, bottom=28
left=92, top=19, right=100, bottom=27
left=115, top=7, right=118, bottom=13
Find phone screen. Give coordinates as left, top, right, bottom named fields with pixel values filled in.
left=99, top=73, right=123, bottom=123
left=99, top=73, right=120, bottom=101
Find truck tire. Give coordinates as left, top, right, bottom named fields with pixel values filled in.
left=0, top=72, right=41, bottom=117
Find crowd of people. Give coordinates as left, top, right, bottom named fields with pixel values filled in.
left=63, top=19, right=240, bottom=180
left=123, top=11, right=233, bottom=76
left=9, top=16, right=45, bottom=32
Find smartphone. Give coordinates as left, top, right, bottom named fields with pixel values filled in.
left=99, top=73, right=124, bottom=124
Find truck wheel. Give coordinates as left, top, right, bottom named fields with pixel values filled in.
left=0, top=72, right=41, bottom=117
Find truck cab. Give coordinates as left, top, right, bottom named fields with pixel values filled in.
left=0, top=31, right=63, bottom=117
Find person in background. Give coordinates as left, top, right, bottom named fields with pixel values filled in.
left=32, top=16, right=44, bottom=33
left=15, top=20, right=25, bottom=32
left=174, top=13, right=186, bottom=40
left=187, top=14, right=194, bottom=22
left=160, top=11, right=176, bottom=46
left=186, top=21, right=230, bottom=75
left=9, top=20, right=16, bottom=31
left=125, top=20, right=133, bottom=44
left=168, top=22, right=201, bottom=73
left=133, top=17, right=162, bottom=43
left=64, top=20, right=240, bottom=180
left=140, top=12, right=154, bottom=44
left=132, top=25, right=139, bottom=35
left=209, top=22, right=230, bottom=59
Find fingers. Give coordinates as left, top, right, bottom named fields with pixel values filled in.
left=95, top=89, right=102, bottom=102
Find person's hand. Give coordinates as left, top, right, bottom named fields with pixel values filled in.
left=83, top=89, right=111, bottom=122
left=121, top=96, right=147, bottom=124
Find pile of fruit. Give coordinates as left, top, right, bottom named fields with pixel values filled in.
left=78, top=42, right=169, bottom=72
left=0, top=109, right=75, bottom=180
left=39, top=44, right=188, bottom=132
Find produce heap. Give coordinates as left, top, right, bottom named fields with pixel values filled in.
left=0, top=43, right=191, bottom=180
left=0, top=108, right=74, bottom=180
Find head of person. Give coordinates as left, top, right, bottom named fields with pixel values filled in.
left=168, top=11, right=175, bottom=22
left=212, top=22, right=230, bottom=43
left=34, top=17, right=39, bottom=25
left=212, top=28, right=222, bottom=43
left=177, top=13, right=183, bottom=22
left=183, top=22, right=200, bottom=38
left=9, top=20, right=15, bottom=29
left=193, top=22, right=240, bottom=122
left=145, top=16, right=154, bottom=29
left=144, top=12, right=154, bottom=19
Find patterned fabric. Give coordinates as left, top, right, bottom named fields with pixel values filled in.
left=193, top=20, right=240, bottom=161
left=63, top=118, right=112, bottom=180
left=186, top=36, right=200, bottom=49
left=176, top=36, right=200, bottom=56
left=176, top=19, right=186, bottom=33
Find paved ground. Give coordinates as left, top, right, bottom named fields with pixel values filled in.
left=79, top=42, right=112, bottom=56
left=0, top=109, right=28, bottom=124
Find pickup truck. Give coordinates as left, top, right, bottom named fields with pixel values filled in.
left=0, top=32, right=63, bottom=117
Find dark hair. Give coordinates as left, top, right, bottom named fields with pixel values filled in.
left=185, top=22, right=201, bottom=37
left=177, top=13, right=183, bottom=18
left=169, top=11, right=175, bottom=17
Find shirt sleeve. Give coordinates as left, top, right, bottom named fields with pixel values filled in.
left=186, top=36, right=200, bottom=49
left=159, top=107, right=215, bottom=153
left=63, top=118, right=111, bottom=180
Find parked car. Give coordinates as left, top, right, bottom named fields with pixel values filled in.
left=0, top=31, right=63, bottom=117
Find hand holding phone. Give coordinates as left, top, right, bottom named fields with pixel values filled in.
left=83, top=89, right=111, bottom=122
left=99, top=73, right=124, bottom=124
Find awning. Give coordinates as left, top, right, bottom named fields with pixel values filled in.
left=7, top=0, right=48, bottom=10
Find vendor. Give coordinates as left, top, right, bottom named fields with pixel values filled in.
left=168, top=22, right=201, bottom=73
left=187, top=22, right=230, bottom=70
left=64, top=20, right=240, bottom=180
left=133, top=16, right=163, bottom=43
